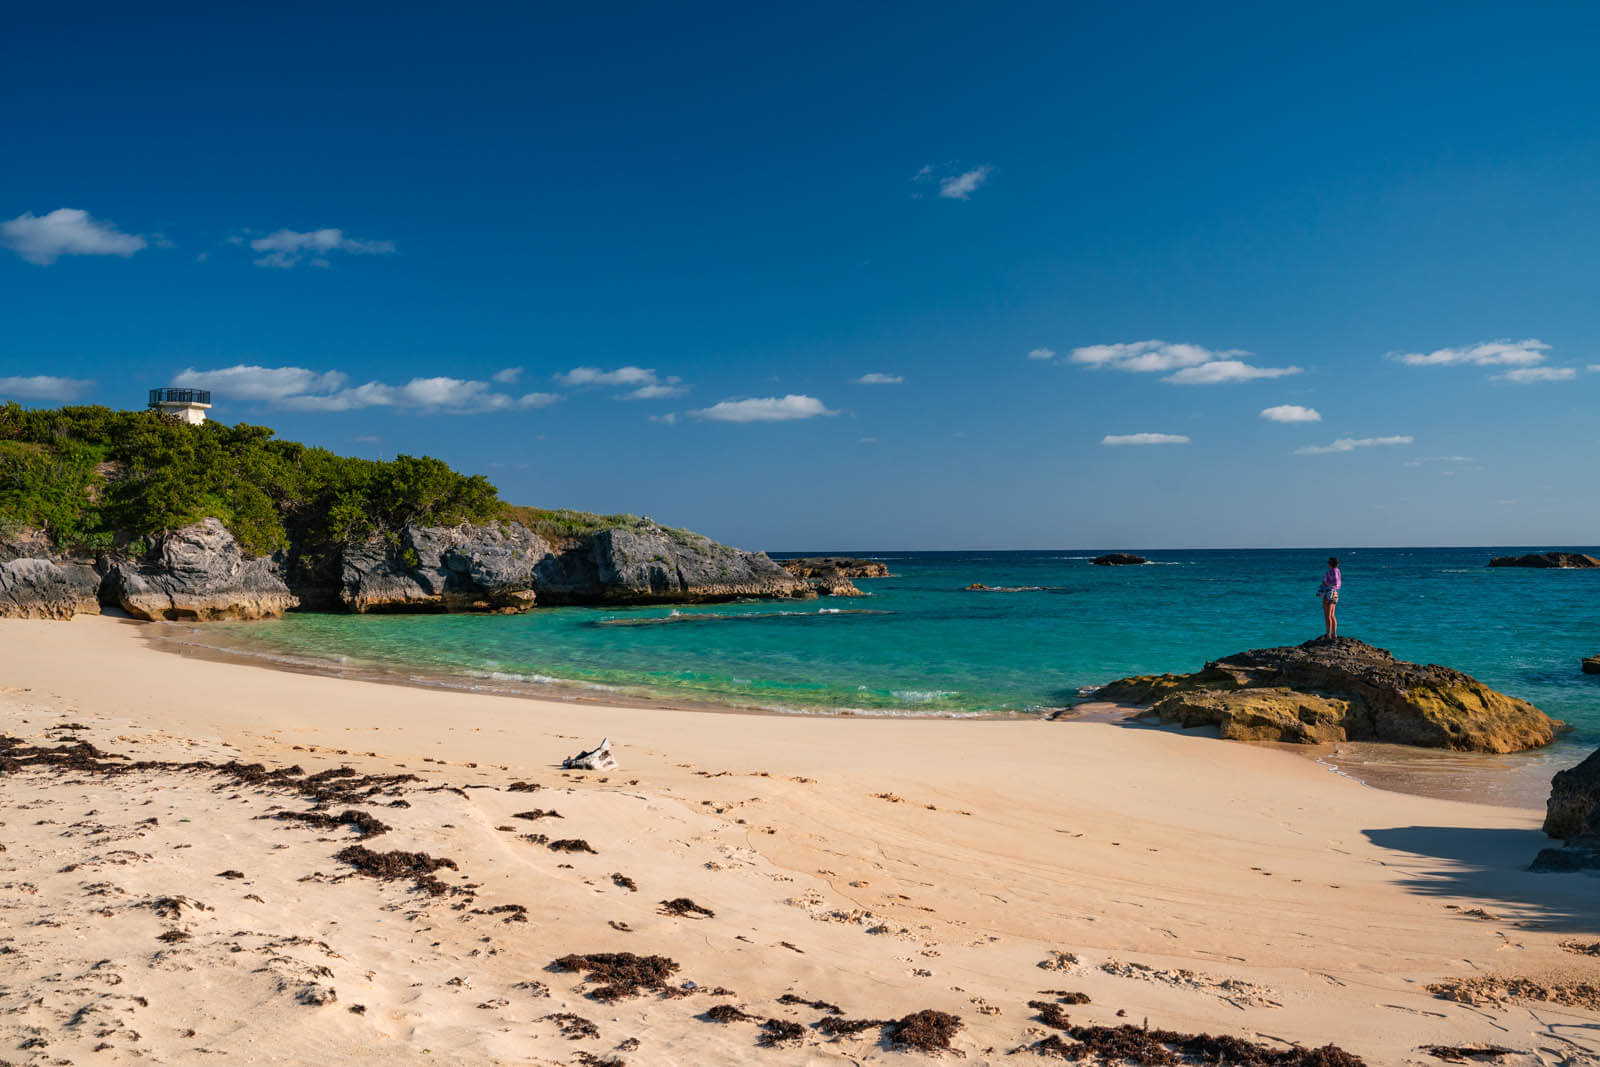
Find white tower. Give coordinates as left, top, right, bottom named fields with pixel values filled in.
left=148, top=387, right=211, bottom=425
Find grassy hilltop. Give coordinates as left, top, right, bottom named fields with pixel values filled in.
left=0, top=403, right=667, bottom=560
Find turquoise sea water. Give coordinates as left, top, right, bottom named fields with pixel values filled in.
left=195, top=547, right=1599, bottom=751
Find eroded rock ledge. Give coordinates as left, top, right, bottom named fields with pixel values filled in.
left=1533, top=747, right=1600, bottom=872
left=1093, top=636, right=1559, bottom=753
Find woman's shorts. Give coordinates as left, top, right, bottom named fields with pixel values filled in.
left=1322, top=590, right=1339, bottom=604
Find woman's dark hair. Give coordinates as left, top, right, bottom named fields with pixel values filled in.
left=1328, top=556, right=1339, bottom=567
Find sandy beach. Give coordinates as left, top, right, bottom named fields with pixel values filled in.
left=2, top=615, right=1597, bottom=1065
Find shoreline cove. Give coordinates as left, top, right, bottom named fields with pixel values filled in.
left=1, top=615, right=1595, bottom=1065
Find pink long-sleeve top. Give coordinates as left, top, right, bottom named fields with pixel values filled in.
left=1323, top=567, right=1341, bottom=590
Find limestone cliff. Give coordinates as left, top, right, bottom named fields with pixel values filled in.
left=1532, top=746, right=1600, bottom=872
left=340, top=522, right=548, bottom=613
left=1094, top=636, right=1559, bottom=754
left=0, top=556, right=102, bottom=620
left=532, top=524, right=810, bottom=605
left=103, top=519, right=299, bottom=621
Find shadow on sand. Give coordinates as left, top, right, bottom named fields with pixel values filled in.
left=1363, top=824, right=1600, bottom=933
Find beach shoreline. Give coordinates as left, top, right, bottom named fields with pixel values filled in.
left=2, top=615, right=1596, bottom=1064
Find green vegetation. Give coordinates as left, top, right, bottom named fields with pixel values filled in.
left=0, top=404, right=501, bottom=558
left=498, top=505, right=702, bottom=547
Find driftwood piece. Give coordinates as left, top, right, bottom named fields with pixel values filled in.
left=562, top=737, right=617, bottom=771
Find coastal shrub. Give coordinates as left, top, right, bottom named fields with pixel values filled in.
left=0, top=402, right=505, bottom=557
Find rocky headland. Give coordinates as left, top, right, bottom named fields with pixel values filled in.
left=1, top=519, right=810, bottom=622
left=775, top=556, right=891, bottom=597
left=1532, top=746, right=1600, bottom=872
left=1093, top=636, right=1559, bottom=753
left=1489, top=552, right=1600, bottom=569
left=1091, top=553, right=1148, bottom=566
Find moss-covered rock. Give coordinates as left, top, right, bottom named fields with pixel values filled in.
left=1095, top=636, right=1559, bottom=753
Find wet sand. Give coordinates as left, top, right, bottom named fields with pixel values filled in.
left=2, top=615, right=1596, bottom=1065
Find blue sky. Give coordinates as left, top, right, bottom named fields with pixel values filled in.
left=3, top=2, right=1598, bottom=550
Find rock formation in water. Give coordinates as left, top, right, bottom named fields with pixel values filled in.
left=776, top=557, right=887, bottom=597
left=103, top=518, right=299, bottom=621
left=1488, top=552, right=1600, bottom=569
left=1582, top=656, right=1599, bottom=675
left=1531, top=746, right=1600, bottom=872
left=1091, top=553, right=1148, bottom=566
left=777, top=557, right=890, bottom=579
left=532, top=524, right=810, bottom=605
left=1093, top=636, right=1559, bottom=753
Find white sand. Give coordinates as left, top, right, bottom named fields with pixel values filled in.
left=1, top=615, right=1596, bottom=1065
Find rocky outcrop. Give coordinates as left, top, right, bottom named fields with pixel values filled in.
left=533, top=524, right=810, bottom=605
left=0, top=556, right=102, bottom=620
left=340, top=522, right=549, bottom=613
left=1583, top=656, right=1599, bottom=675
left=1091, top=553, right=1148, bottom=566
left=1093, top=636, right=1559, bottom=753
left=777, top=557, right=891, bottom=580
left=1489, top=552, right=1600, bottom=569
left=1532, top=747, right=1600, bottom=873
left=104, top=519, right=298, bottom=621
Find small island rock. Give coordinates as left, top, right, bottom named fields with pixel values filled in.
left=1093, top=636, right=1558, bottom=753
left=1489, top=552, right=1600, bottom=569
left=1091, top=553, right=1148, bottom=566
left=1583, top=656, right=1599, bottom=675
left=777, top=557, right=890, bottom=580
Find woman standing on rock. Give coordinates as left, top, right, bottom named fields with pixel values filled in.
left=1318, top=556, right=1341, bottom=639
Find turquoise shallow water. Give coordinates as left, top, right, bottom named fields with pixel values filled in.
left=196, top=547, right=1599, bottom=751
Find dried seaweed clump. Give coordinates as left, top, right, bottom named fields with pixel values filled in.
left=513, top=808, right=562, bottom=820
left=551, top=952, right=681, bottom=1002
left=757, top=1019, right=806, bottom=1047
left=335, top=844, right=459, bottom=897
left=1419, top=1046, right=1517, bottom=1063
left=544, top=1012, right=600, bottom=1040
left=1560, top=939, right=1600, bottom=957
left=611, top=872, right=638, bottom=891
left=1024, top=1024, right=1366, bottom=1066
left=703, top=1004, right=757, bottom=1023
left=1029, top=1000, right=1074, bottom=1030
left=885, top=1010, right=962, bottom=1053
left=816, top=1017, right=892, bottom=1037
left=274, top=808, right=391, bottom=838
left=507, top=781, right=542, bottom=792
left=659, top=897, right=714, bottom=918
left=778, top=993, right=841, bottom=1014
left=549, top=838, right=598, bottom=854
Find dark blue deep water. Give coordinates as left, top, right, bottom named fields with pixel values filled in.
left=200, top=547, right=1599, bottom=752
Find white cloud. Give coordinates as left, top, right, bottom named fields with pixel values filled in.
left=858, top=436, right=878, bottom=444
left=624, top=383, right=688, bottom=400
left=1404, top=455, right=1472, bottom=468
left=1070, top=340, right=1239, bottom=372
left=1165, top=360, right=1303, bottom=385
left=1260, top=404, right=1321, bottom=423
left=649, top=412, right=678, bottom=425
left=175, top=364, right=349, bottom=401
left=1101, top=432, right=1190, bottom=446
left=939, top=166, right=992, bottom=200
left=853, top=373, right=904, bottom=385
left=1295, top=435, right=1413, bottom=455
left=1027, top=347, right=1056, bottom=361
left=1493, top=366, right=1576, bottom=383
left=1392, top=338, right=1549, bottom=367
left=689, top=395, right=838, bottom=423
left=1589, top=364, right=1600, bottom=373
left=173, top=364, right=551, bottom=414
left=492, top=366, right=523, bottom=384
left=0, top=375, right=95, bottom=401
left=248, top=228, right=395, bottom=268
left=2, top=208, right=147, bottom=265
left=555, top=365, right=661, bottom=387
